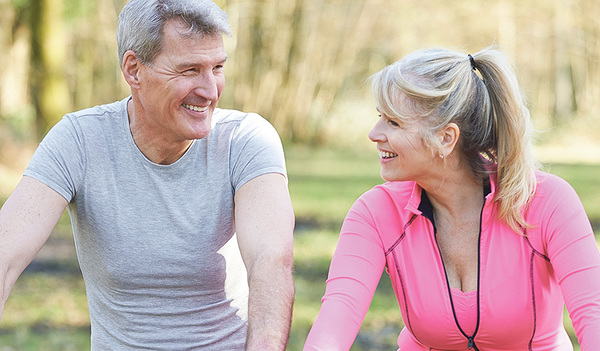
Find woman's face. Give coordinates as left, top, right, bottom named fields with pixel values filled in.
left=368, top=107, right=439, bottom=183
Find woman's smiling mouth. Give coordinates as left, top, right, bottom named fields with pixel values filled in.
left=378, top=150, right=398, bottom=159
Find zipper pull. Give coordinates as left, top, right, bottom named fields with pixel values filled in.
left=467, top=336, right=475, bottom=350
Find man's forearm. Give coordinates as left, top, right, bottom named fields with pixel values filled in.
left=0, top=262, right=9, bottom=321
left=245, top=256, right=295, bottom=350
left=0, top=247, right=28, bottom=322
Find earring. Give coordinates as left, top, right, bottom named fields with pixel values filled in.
left=439, top=154, right=444, bottom=159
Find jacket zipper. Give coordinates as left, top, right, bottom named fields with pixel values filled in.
left=432, top=198, right=486, bottom=351
left=468, top=336, right=478, bottom=350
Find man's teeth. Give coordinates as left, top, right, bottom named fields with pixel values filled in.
left=182, top=104, right=209, bottom=112
left=379, top=150, right=398, bottom=158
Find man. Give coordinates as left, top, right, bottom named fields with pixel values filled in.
left=0, top=0, right=294, bottom=349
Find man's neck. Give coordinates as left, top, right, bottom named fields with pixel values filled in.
left=126, top=99, right=193, bottom=165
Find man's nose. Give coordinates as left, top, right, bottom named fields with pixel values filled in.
left=193, top=72, right=219, bottom=102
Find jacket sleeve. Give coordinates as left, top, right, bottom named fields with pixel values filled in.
left=542, top=175, right=600, bottom=350
left=303, top=197, right=386, bottom=351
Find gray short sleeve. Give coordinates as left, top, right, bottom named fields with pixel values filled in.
left=25, top=115, right=86, bottom=202
left=229, top=112, right=287, bottom=193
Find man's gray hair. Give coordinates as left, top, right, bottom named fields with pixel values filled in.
left=117, top=0, right=231, bottom=66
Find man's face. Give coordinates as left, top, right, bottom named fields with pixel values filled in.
left=134, top=19, right=227, bottom=143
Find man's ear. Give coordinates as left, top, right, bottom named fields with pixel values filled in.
left=437, top=122, right=460, bottom=158
left=122, top=50, right=142, bottom=89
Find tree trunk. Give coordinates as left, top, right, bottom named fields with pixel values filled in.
left=29, top=0, right=71, bottom=139
left=553, top=0, right=576, bottom=124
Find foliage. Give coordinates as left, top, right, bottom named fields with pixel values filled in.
left=2, top=0, right=600, bottom=142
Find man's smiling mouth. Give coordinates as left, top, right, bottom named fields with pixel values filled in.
left=182, top=103, right=209, bottom=112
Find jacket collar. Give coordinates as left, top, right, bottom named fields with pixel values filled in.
left=403, top=175, right=495, bottom=225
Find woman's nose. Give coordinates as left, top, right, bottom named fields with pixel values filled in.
left=368, top=119, right=385, bottom=143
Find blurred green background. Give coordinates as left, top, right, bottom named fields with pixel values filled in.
left=1, top=0, right=599, bottom=350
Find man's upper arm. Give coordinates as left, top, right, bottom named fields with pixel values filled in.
left=0, top=176, right=68, bottom=297
left=234, top=173, right=294, bottom=270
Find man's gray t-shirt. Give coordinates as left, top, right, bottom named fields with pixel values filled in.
left=24, top=97, right=287, bottom=350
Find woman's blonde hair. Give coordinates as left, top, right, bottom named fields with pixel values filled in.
left=371, top=46, right=539, bottom=233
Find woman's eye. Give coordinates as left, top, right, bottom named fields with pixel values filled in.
left=388, top=119, right=399, bottom=127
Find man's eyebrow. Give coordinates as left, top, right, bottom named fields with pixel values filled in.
left=218, top=56, right=228, bottom=65
left=176, top=56, right=228, bottom=69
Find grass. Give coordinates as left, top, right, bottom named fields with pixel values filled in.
left=1, top=144, right=598, bottom=350
left=287, top=145, right=402, bottom=350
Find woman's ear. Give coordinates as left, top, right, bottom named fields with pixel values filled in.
left=121, top=50, right=141, bottom=89
left=438, top=122, right=460, bottom=158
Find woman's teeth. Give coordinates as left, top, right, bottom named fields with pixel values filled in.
left=379, top=150, right=398, bottom=159
left=182, top=104, right=209, bottom=112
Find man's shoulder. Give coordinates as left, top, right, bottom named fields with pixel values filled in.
left=65, top=98, right=128, bottom=125
left=42, top=98, right=129, bottom=146
left=212, top=108, right=278, bottom=137
left=213, top=107, right=247, bottom=120
left=213, top=108, right=273, bottom=127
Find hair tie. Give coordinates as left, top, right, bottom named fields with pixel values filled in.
left=468, top=54, right=476, bottom=70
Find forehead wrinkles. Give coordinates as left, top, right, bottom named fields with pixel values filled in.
left=160, top=23, right=225, bottom=62
left=162, top=19, right=199, bottom=49
left=167, top=17, right=204, bottom=39
left=160, top=19, right=219, bottom=52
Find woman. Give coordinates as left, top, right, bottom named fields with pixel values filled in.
left=303, top=47, right=600, bottom=350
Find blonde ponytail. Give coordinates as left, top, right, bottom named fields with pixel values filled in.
left=371, top=46, right=539, bottom=233
left=473, top=49, right=539, bottom=232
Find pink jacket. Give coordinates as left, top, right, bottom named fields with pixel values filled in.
left=304, top=171, right=600, bottom=350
